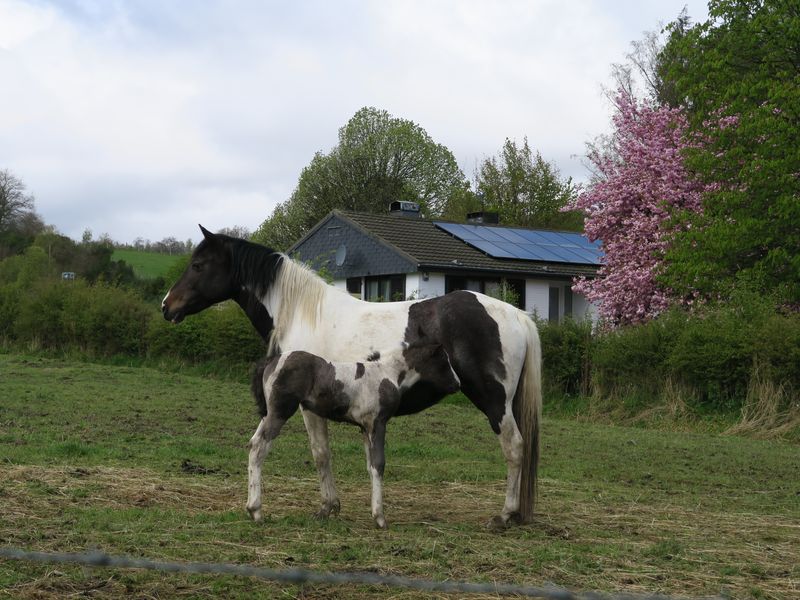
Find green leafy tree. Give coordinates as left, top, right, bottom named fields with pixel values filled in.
left=253, top=107, right=466, bottom=250
left=0, top=169, right=44, bottom=257
left=658, top=0, right=800, bottom=302
left=443, top=137, right=581, bottom=231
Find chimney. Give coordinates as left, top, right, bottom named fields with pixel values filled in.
left=466, top=211, right=499, bottom=224
left=389, top=201, right=422, bottom=218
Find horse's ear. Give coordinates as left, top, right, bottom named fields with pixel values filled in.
left=199, top=225, right=222, bottom=246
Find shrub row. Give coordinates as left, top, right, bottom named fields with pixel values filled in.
left=1, top=276, right=264, bottom=374
left=539, top=291, right=800, bottom=409
left=3, top=260, right=797, bottom=409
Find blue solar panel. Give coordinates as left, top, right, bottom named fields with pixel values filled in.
left=435, top=222, right=602, bottom=265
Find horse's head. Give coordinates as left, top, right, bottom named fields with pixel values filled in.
left=162, top=225, right=238, bottom=324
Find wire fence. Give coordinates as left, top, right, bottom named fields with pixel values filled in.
left=1, top=546, right=723, bottom=600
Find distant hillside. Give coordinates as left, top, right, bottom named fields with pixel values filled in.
left=112, top=249, right=186, bottom=279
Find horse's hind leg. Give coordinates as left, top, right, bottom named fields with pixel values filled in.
left=363, top=421, right=387, bottom=529
left=302, top=409, right=340, bottom=519
left=494, top=410, right=524, bottom=528
left=246, top=414, right=287, bottom=521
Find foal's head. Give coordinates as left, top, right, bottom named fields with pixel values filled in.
left=402, top=343, right=461, bottom=396
left=162, top=226, right=239, bottom=324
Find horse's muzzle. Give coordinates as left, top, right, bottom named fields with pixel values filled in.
left=161, top=302, right=184, bottom=324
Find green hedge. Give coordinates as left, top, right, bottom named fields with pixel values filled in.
left=2, top=271, right=264, bottom=374
left=3, top=247, right=798, bottom=409
left=146, top=301, right=264, bottom=365
left=545, top=293, right=800, bottom=409
left=13, top=279, right=151, bottom=356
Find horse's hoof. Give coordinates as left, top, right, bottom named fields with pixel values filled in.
left=487, top=512, right=524, bottom=532
left=486, top=515, right=508, bottom=532
left=374, top=516, right=388, bottom=530
left=247, top=506, right=262, bottom=522
left=506, top=511, right=524, bottom=525
left=313, top=500, right=341, bottom=520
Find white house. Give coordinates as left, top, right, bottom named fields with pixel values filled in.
left=289, top=204, right=601, bottom=322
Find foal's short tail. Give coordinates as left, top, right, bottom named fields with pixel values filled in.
left=251, top=358, right=269, bottom=418
left=514, top=312, right=542, bottom=523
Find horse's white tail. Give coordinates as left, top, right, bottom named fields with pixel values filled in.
left=514, top=312, right=542, bottom=523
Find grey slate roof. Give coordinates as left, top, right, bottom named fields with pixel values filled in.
left=291, top=210, right=599, bottom=279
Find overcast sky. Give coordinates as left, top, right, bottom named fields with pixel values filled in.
left=1, top=0, right=709, bottom=245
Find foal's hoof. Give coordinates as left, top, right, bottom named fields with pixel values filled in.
left=374, top=516, right=388, bottom=530
left=247, top=506, right=263, bottom=522
left=313, top=500, right=341, bottom=520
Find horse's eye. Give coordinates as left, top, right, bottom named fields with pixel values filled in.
left=191, top=262, right=202, bottom=272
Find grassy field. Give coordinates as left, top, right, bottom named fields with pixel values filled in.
left=112, top=249, right=185, bottom=279
left=1, top=353, right=798, bottom=599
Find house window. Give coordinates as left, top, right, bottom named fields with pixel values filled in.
left=445, top=276, right=525, bottom=309
left=548, top=287, right=560, bottom=322
left=365, top=275, right=405, bottom=302
left=346, top=277, right=362, bottom=296
left=446, top=275, right=498, bottom=295
left=564, top=285, right=573, bottom=318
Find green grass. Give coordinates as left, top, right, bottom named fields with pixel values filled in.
left=1, top=353, right=798, bottom=599
left=112, top=249, right=185, bottom=279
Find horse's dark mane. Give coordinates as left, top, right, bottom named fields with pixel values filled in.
left=222, top=235, right=284, bottom=300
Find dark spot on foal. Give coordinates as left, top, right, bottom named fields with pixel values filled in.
left=378, top=378, right=401, bottom=419
left=355, top=362, right=365, bottom=379
left=366, top=350, right=380, bottom=362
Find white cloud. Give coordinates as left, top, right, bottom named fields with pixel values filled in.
left=0, top=0, right=708, bottom=243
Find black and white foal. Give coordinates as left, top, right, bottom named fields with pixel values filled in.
left=246, top=342, right=460, bottom=529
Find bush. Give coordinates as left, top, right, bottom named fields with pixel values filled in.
left=147, top=301, right=264, bottom=366
left=589, top=290, right=800, bottom=410
left=537, top=317, right=592, bottom=396
left=14, top=278, right=72, bottom=348
left=61, top=282, right=151, bottom=355
left=591, top=310, right=685, bottom=401
left=13, top=279, right=151, bottom=355
left=667, top=293, right=800, bottom=407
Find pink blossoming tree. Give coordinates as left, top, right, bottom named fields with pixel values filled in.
left=568, top=89, right=707, bottom=326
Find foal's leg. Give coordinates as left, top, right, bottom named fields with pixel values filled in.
left=246, top=414, right=288, bottom=521
left=302, top=409, right=340, bottom=519
left=363, top=421, right=387, bottom=529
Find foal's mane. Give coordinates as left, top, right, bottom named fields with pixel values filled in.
left=225, top=237, right=328, bottom=356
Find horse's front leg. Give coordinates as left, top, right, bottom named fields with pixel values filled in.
left=363, top=420, right=387, bottom=529
left=246, top=415, right=286, bottom=521
left=302, top=409, right=340, bottom=519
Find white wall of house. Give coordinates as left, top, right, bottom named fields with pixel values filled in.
left=406, top=272, right=446, bottom=299
left=525, top=280, right=550, bottom=319
left=335, top=272, right=597, bottom=322
left=572, top=292, right=598, bottom=322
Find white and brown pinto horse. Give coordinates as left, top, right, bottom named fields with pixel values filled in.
left=246, top=342, right=461, bottom=528
left=162, top=226, right=542, bottom=527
